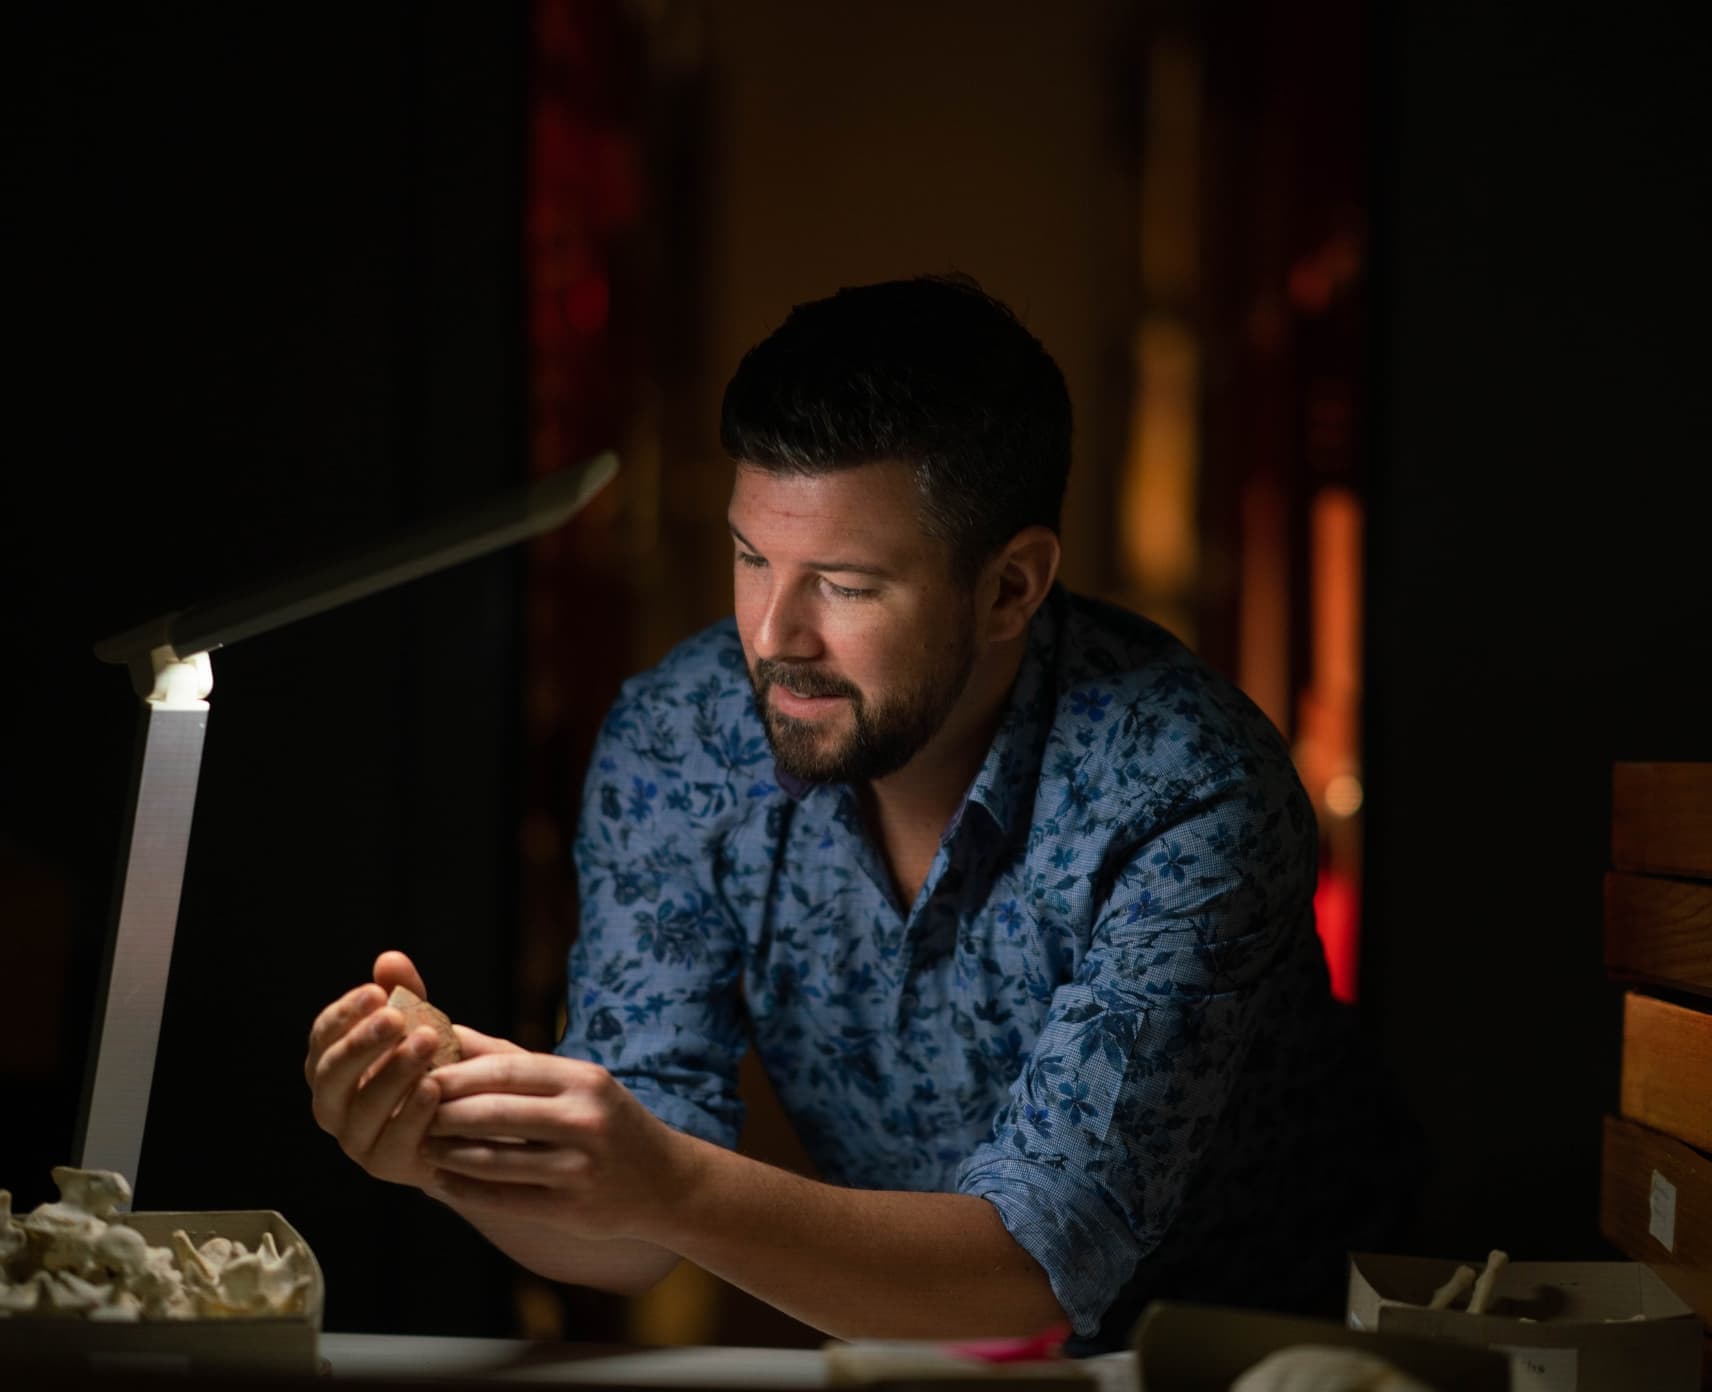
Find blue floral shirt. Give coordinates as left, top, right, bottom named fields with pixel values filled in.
left=560, top=587, right=1385, bottom=1344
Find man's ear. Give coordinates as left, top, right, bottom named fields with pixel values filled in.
left=981, top=526, right=1060, bottom=644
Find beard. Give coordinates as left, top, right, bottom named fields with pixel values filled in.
left=750, top=631, right=976, bottom=786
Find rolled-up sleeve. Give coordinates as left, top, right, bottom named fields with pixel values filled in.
left=955, top=772, right=1315, bottom=1336
left=557, top=692, right=750, bottom=1151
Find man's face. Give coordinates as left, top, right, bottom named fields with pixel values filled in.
left=729, top=461, right=977, bottom=786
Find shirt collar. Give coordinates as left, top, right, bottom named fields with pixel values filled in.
left=964, top=584, right=1062, bottom=841
left=774, top=764, right=814, bottom=802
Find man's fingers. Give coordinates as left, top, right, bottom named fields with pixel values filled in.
left=451, top=1024, right=528, bottom=1059
left=356, top=1072, right=441, bottom=1187
left=424, top=1137, right=587, bottom=1183
left=305, top=984, right=386, bottom=1088
left=430, top=1051, right=596, bottom=1101
left=373, top=950, right=426, bottom=998
left=427, top=1093, right=595, bottom=1142
left=341, top=1029, right=441, bottom=1160
left=429, top=1169, right=554, bottom=1217
left=309, top=1007, right=405, bottom=1132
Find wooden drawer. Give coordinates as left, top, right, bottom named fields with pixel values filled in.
left=1606, top=871, right=1712, bottom=999
left=1621, top=992, right=1712, bottom=1154
left=1601, top=1114, right=1712, bottom=1326
left=1613, top=763, right=1712, bottom=880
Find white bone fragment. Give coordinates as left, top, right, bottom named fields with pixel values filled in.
left=171, top=1229, right=217, bottom=1289
left=192, top=1280, right=268, bottom=1319
left=22, top=1201, right=105, bottom=1273
left=1232, top=1344, right=1435, bottom=1392
left=40, top=1270, right=107, bottom=1316
left=58, top=1272, right=108, bottom=1302
left=87, top=1289, right=145, bottom=1322
left=2, top=1166, right=312, bottom=1322
left=0, top=1190, right=23, bottom=1265
left=256, top=1238, right=313, bottom=1312
left=131, top=1241, right=190, bottom=1314
left=21, top=1202, right=103, bottom=1244
left=1427, top=1264, right=1476, bottom=1310
left=197, top=1235, right=239, bottom=1276
left=148, top=1280, right=198, bottom=1321
left=49, top=1167, right=131, bottom=1219
left=1467, top=1249, right=1508, bottom=1315
left=94, top=1224, right=151, bottom=1282
left=0, top=1274, right=43, bottom=1314
left=16, top=1273, right=61, bottom=1313
left=219, top=1251, right=262, bottom=1308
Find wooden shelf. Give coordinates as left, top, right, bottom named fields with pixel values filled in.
left=1604, top=764, right=1711, bottom=1388
left=1621, top=992, right=1712, bottom=1155
left=1613, top=763, right=1712, bottom=880
left=1605, top=871, right=1712, bottom=999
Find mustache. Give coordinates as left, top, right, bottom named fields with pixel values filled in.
left=753, top=659, right=861, bottom=701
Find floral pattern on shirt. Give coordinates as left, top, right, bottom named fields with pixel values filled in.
left=561, top=586, right=1367, bottom=1341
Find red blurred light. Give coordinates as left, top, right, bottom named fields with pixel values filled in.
left=1314, top=866, right=1359, bottom=1003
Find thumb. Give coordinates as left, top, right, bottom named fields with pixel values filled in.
left=373, top=950, right=427, bottom=999
left=451, top=1024, right=527, bottom=1058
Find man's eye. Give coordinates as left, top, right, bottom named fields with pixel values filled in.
left=820, top=578, right=875, bottom=600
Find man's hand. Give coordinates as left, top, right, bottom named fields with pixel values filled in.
left=309, top=958, right=1061, bottom=1331
left=421, top=1052, right=696, bottom=1244
left=305, top=950, right=523, bottom=1190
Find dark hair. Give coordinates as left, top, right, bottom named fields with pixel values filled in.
left=719, top=275, right=1072, bottom=580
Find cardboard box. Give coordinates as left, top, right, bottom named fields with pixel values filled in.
left=0, top=1209, right=324, bottom=1374
left=1600, top=1114, right=1712, bottom=1328
left=1131, top=1300, right=1508, bottom=1390
left=1347, top=1253, right=1704, bottom=1392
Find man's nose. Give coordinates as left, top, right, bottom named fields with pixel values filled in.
left=753, top=581, right=823, bottom=662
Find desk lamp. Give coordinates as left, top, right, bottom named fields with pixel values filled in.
left=74, top=452, right=618, bottom=1199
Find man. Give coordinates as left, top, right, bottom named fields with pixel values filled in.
left=307, top=276, right=1394, bottom=1351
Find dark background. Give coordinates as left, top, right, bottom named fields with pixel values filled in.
left=3, top=0, right=1708, bottom=1343
left=3, top=3, right=528, bottom=1335
left=1361, top=3, right=1710, bottom=1261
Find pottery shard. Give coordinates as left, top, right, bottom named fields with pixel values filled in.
left=387, top=986, right=460, bottom=1065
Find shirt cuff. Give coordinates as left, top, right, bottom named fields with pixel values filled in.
left=553, top=1040, right=742, bottom=1151
left=956, top=1154, right=1138, bottom=1340
left=620, top=1078, right=741, bottom=1151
